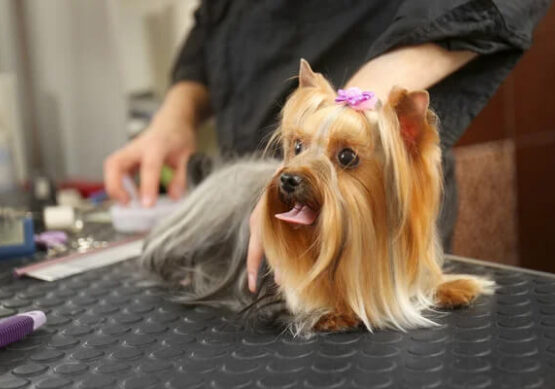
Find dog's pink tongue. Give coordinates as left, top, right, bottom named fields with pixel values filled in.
left=275, top=203, right=317, bottom=225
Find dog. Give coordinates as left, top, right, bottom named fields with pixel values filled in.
left=141, top=59, right=494, bottom=334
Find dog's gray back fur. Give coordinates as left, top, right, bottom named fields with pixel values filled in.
left=141, top=158, right=281, bottom=312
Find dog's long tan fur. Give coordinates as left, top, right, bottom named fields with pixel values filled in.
left=141, top=59, right=494, bottom=334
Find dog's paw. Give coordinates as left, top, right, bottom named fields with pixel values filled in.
left=435, top=279, right=480, bottom=308
left=314, top=313, right=361, bottom=332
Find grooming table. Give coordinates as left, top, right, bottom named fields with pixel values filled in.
left=0, top=254, right=554, bottom=389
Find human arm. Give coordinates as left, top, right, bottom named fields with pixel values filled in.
left=346, top=43, right=477, bottom=100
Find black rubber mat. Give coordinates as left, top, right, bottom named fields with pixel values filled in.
left=0, top=256, right=554, bottom=389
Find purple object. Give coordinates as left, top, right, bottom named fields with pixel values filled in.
left=0, top=311, right=46, bottom=348
left=335, top=87, right=378, bottom=111
left=35, top=231, right=68, bottom=248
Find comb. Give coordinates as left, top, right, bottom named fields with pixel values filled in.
left=14, top=236, right=143, bottom=281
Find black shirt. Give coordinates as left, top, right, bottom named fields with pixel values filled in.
left=172, top=0, right=549, bottom=155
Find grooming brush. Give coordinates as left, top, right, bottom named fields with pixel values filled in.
left=0, top=311, right=46, bottom=349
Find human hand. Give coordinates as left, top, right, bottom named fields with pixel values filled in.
left=104, top=110, right=196, bottom=207
left=246, top=198, right=265, bottom=293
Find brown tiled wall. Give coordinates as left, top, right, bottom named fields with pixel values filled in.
left=453, top=4, right=555, bottom=273
left=453, top=140, right=518, bottom=266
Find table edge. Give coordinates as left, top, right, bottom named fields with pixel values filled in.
left=446, top=254, right=555, bottom=280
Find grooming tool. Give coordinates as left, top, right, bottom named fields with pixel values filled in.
left=14, top=236, right=143, bottom=281
left=0, top=311, right=46, bottom=349
left=110, top=197, right=182, bottom=233
left=35, top=231, right=68, bottom=248
left=0, top=212, right=35, bottom=260
left=110, top=175, right=182, bottom=233
left=160, top=165, right=174, bottom=190
left=43, top=205, right=77, bottom=230
left=34, top=231, right=68, bottom=257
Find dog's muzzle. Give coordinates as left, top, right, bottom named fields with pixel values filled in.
left=275, top=172, right=318, bottom=226
left=280, top=173, right=303, bottom=194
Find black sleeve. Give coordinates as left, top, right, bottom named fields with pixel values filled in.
left=366, top=0, right=550, bottom=59
left=365, top=0, right=551, bottom=149
left=170, top=3, right=209, bottom=86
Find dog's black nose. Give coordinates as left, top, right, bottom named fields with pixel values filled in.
left=280, top=173, right=302, bottom=193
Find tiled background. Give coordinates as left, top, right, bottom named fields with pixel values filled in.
left=452, top=3, right=555, bottom=273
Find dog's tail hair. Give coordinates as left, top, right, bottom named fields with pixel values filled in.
left=140, top=158, right=280, bottom=310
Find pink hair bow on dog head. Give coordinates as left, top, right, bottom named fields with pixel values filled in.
left=335, top=87, right=378, bottom=111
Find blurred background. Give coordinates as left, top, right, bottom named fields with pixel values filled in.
left=0, top=0, right=553, bottom=271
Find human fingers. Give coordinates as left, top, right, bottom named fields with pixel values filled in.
left=139, top=149, right=164, bottom=207
left=104, top=149, right=139, bottom=204
left=246, top=201, right=264, bottom=292
left=167, top=154, right=188, bottom=199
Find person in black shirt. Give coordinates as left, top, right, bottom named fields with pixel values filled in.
left=104, top=0, right=550, bottom=292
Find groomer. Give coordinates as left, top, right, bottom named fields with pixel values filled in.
left=104, top=0, right=549, bottom=292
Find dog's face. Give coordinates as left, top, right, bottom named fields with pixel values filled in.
left=261, top=60, right=443, bottom=330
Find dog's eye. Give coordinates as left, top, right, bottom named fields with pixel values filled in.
left=337, top=148, right=359, bottom=167
left=294, top=140, right=303, bottom=155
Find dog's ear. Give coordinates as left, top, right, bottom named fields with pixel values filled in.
left=299, top=59, right=318, bottom=88
left=386, top=87, right=436, bottom=155
left=298, top=59, right=336, bottom=98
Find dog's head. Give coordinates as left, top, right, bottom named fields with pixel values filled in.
left=261, top=59, right=444, bottom=330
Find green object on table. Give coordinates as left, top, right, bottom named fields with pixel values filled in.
left=160, top=166, right=174, bottom=190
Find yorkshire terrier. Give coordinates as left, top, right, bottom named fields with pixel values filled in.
left=141, top=59, right=494, bottom=334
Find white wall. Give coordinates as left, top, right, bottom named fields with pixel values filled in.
left=0, top=0, right=30, bottom=183
left=7, top=0, right=199, bottom=181
left=110, top=0, right=200, bottom=96
left=0, top=1, right=18, bottom=77
left=109, top=0, right=155, bottom=95
left=23, top=0, right=128, bottom=180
